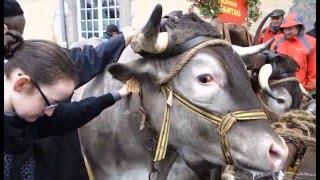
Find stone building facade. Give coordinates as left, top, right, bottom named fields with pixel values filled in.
left=19, top=0, right=315, bottom=47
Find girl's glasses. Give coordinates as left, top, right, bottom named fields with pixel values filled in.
left=18, top=73, right=58, bottom=110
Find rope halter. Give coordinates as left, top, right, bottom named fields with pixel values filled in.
left=152, top=39, right=268, bottom=165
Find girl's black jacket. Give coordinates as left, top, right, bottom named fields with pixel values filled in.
left=4, top=35, right=126, bottom=180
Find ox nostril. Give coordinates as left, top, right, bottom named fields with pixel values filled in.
left=267, top=143, right=288, bottom=170
left=269, top=145, right=281, bottom=160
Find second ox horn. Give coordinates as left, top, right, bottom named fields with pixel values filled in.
left=131, top=4, right=169, bottom=54
left=232, top=38, right=275, bottom=57
left=258, top=63, right=285, bottom=103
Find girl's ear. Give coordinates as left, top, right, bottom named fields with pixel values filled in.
left=13, top=75, right=31, bottom=92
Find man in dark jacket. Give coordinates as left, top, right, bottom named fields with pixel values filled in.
left=306, top=21, right=316, bottom=38
left=4, top=0, right=136, bottom=179
left=102, top=24, right=123, bottom=40
left=257, top=9, right=286, bottom=44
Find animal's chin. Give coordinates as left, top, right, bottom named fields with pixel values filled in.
left=233, top=162, right=278, bottom=179
left=234, top=162, right=269, bottom=174
left=231, top=153, right=282, bottom=175
left=184, top=160, right=217, bottom=178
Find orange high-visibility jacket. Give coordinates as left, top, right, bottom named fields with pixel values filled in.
left=258, top=26, right=282, bottom=44
left=270, top=33, right=316, bottom=92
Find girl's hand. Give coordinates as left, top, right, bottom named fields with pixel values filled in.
left=118, top=85, right=131, bottom=97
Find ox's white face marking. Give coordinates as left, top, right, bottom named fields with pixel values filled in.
left=265, top=87, right=293, bottom=114
left=189, top=54, right=227, bottom=103
left=172, top=50, right=238, bottom=113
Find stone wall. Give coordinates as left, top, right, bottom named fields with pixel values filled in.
left=288, top=0, right=316, bottom=32
left=250, top=0, right=316, bottom=35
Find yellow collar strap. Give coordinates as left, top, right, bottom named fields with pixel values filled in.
left=154, top=84, right=268, bottom=165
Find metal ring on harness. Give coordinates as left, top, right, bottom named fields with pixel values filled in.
left=148, top=167, right=159, bottom=180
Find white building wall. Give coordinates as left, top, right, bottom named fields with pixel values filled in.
left=19, top=0, right=59, bottom=40
left=20, top=0, right=305, bottom=44
left=130, top=0, right=294, bottom=34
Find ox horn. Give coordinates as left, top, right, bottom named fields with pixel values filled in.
left=299, top=83, right=313, bottom=100
left=131, top=4, right=169, bottom=54
left=258, top=64, right=285, bottom=103
left=232, top=38, right=275, bottom=57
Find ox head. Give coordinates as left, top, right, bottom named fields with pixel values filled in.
left=108, top=4, right=288, bottom=177
left=250, top=50, right=304, bottom=115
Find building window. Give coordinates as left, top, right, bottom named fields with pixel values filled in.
left=77, top=0, right=120, bottom=39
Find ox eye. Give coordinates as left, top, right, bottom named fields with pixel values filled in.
left=198, top=74, right=213, bottom=84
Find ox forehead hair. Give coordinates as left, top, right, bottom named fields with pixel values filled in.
left=273, top=55, right=299, bottom=73
left=163, top=12, right=222, bottom=46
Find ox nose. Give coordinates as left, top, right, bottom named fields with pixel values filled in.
left=267, top=136, right=288, bottom=171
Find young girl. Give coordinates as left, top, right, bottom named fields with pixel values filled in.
left=4, top=30, right=131, bottom=180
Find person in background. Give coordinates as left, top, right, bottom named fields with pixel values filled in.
left=257, top=9, right=285, bottom=44
left=270, top=13, right=316, bottom=92
left=4, top=0, right=25, bottom=34
left=306, top=21, right=316, bottom=38
left=102, top=24, right=123, bottom=40
left=4, top=0, right=136, bottom=179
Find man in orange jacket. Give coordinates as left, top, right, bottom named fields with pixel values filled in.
left=257, top=9, right=285, bottom=44
left=270, top=13, right=316, bottom=92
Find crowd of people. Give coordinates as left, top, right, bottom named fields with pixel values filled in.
left=258, top=9, right=316, bottom=93
left=3, top=0, right=316, bottom=179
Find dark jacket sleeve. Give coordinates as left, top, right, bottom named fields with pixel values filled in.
left=36, top=93, right=117, bottom=138
left=68, top=35, right=125, bottom=87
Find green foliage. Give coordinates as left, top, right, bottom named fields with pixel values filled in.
left=188, top=0, right=222, bottom=18
left=187, top=0, right=262, bottom=28
left=244, top=0, right=262, bottom=27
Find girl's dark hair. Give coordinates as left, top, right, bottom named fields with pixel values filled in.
left=4, top=30, right=79, bottom=86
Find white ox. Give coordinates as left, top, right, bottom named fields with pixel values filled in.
left=72, top=4, right=288, bottom=180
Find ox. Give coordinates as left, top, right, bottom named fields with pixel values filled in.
left=73, top=4, right=288, bottom=180
left=251, top=51, right=303, bottom=117
left=158, top=10, right=306, bottom=114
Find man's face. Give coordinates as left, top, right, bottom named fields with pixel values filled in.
left=283, top=26, right=300, bottom=39
left=270, top=16, right=283, bottom=27
left=112, top=32, right=120, bottom=37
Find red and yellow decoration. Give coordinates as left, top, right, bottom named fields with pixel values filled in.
left=187, top=0, right=262, bottom=28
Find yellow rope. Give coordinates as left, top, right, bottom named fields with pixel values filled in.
left=272, top=109, right=316, bottom=146
left=83, top=154, right=95, bottom=180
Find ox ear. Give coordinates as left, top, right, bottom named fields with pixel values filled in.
left=251, top=53, right=268, bottom=72
left=107, top=60, right=160, bottom=84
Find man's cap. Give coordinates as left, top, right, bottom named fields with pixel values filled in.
left=4, top=0, right=24, bottom=18
left=270, top=9, right=285, bottom=17
left=106, top=24, right=122, bottom=35
left=280, top=13, right=304, bottom=28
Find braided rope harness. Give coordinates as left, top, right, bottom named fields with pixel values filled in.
left=153, top=84, right=268, bottom=165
